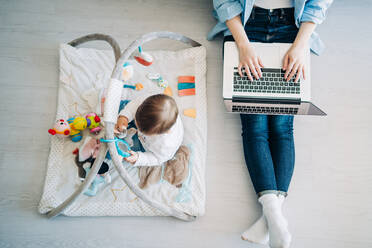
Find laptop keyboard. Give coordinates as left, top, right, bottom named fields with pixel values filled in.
left=232, top=105, right=299, bottom=115
left=233, top=68, right=300, bottom=94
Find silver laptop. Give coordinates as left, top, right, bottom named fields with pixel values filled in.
left=223, top=41, right=326, bottom=116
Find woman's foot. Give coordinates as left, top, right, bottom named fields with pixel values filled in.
left=241, top=215, right=269, bottom=244
left=259, top=193, right=291, bottom=248
left=241, top=194, right=286, bottom=244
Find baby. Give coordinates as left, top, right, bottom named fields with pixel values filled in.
left=115, top=94, right=184, bottom=166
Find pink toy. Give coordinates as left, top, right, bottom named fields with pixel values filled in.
left=48, top=119, right=71, bottom=137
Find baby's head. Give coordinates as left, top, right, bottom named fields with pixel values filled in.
left=135, top=94, right=178, bottom=135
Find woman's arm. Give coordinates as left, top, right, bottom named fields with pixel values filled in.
left=226, top=15, right=263, bottom=80
left=283, top=22, right=316, bottom=82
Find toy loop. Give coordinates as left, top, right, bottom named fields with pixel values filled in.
left=100, top=138, right=131, bottom=158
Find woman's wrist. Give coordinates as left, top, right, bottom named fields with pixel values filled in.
left=236, top=39, right=251, bottom=50
left=292, top=22, right=316, bottom=49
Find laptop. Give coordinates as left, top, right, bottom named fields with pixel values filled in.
left=223, top=41, right=326, bottom=116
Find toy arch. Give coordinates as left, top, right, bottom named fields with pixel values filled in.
left=46, top=32, right=201, bottom=221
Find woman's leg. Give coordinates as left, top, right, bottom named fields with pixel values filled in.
left=268, top=115, right=295, bottom=194
left=240, top=114, right=277, bottom=194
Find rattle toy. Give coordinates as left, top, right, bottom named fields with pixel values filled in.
left=123, top=83, right=144, bottom=91
left=146, top=72, right=168, bottom=89
left=100, top=138, right=131, bottom=158
left=122, top=62, right=134, bottom=81
left=48, top=119, right=71, bottom=137
left=134, top=46, right=153, bottom=66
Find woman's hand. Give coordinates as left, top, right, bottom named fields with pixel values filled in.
left=225, top=15, right=263, bottom=80
left=238, top=43, right=264, bottom=81
left=124, top=150, right=138, bottom=164
left=283, top=21, right=316, bottom=83
left=282, top=43, right=307, bottom=83
left=115, top=115, right=128, bottom=134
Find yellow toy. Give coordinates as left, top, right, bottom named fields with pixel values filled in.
left=67, top=113, right=102, bottom=142
left=183, top=108, right=196, bottom=118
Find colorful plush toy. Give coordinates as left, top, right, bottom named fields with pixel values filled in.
left=67, top=113, right=102, bottom=142
left=85, top=113, right=102, bottom=134
left=48, top=119, right=71, bottom=137
left=47, top=112, right=101, bottom=142
left=67, top=116, right=87, bottom=142
left=134, top=46, right=153, bottom=66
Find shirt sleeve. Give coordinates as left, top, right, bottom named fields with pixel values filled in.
left=118, top=95, right=146, bottom=122
left=213, top=0, right=243, bottom=23
left=133, top=150, right=171, bottom=167
left=301, top=0, right=333, bottom=25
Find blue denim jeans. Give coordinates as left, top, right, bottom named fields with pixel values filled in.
left=224, top=7, right=298, bottom=196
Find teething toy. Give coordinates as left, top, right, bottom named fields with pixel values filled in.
left=134, top=46, right=153, bottom=66
left=146, top=72, right=168, bottom=89
left=123, top=83, right=144, bottom=91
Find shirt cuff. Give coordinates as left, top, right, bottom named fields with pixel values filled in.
left=215, top=1, right=243, bottom=23
left=133, top=152, right=144, bottom=167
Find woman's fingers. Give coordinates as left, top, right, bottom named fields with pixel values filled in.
left=302, top=66, right=306, bottom=80
left=287, top=63, right=300, bottom=82
left=284, top=59, right=295, bottom=79
left=295, top=65, right=302, bottom=83
left=282, top=54, right=289, bottom=71
left=253, top=59, right=262, bottom=78
left=258, top=57, right=264, bottom=68
left=244, top=64, right=254, bottom=81
left=249, top=61, right=259, bottom=80
left=238, top=63, right=243, bottom=77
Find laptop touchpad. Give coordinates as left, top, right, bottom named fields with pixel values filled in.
left=256, top=45, right=281, bottom=68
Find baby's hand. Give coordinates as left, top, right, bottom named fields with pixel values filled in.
left=124, top=150, right=139, bottom=164
left=115, top=116, right=129, bottom=134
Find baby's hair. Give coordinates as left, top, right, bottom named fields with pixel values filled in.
left=135, top=94, right=178, bottom=135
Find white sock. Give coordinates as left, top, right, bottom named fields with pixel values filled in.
left=241, top=193, right=286, bottom=244
left=241, top=215, right=269, bottom=244
left=259, top=193, right=291, bottom=248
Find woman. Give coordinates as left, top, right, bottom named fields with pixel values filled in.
left=208, top=0, right=332, bottom=247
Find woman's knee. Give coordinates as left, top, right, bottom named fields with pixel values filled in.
left=269, top=115, right=294, bottom=135
left=240, top=114, right=269, bottom=137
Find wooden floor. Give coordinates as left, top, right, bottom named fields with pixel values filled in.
left=1, top=0, right=371, bottom=247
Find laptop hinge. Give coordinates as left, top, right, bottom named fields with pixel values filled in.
left=232, top=96, right=301, bottom=105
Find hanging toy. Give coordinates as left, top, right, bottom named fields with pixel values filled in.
left=146, top=73, right=169, bottom=89
left=48, top=119, right=71, bottom=137
left=134, top=46, right=153, bottom=66
left=123, top=83, right=144, bottom=91
left=122, top=62, right=134, bottom=81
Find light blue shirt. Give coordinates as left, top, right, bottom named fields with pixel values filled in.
left=208, top=0, right=333, bottom=55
